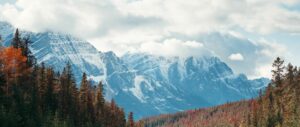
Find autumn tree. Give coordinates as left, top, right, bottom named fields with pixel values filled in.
left=0, top=47, right=27, bottom=95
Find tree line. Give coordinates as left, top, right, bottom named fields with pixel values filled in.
left=247, top=57, right=300, bottom=127
left=0, top=29, right=135, bottom=127
left=138, top=57, right=300, bottom=127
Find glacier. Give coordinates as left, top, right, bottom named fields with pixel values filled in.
left=0, top=22, right=269, bottom=119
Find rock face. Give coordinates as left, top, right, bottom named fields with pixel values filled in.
left=0, top=22, right=269, bottom=119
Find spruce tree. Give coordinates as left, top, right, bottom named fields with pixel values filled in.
left=12, top=29, right=22, bottom=49
left=286, top=63, right=294, bottom=84
left=79, top=72, right=89, bottom=123
left=22, top=37, right=36, bottom=67
left=271, top=57, right=285, bottom=87
left=127, top=112, right=134, bottom=127
left=95, top=82, right=105, bottom=125
left=45, top=68, right=56, bottom=113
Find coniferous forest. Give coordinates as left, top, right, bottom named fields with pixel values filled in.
left=0, top=30, right=135, bottom=127
left=138, top=57, right=300, bottom=127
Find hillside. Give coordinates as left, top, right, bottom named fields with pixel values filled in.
left=138, top=57, right=300, bottom=127
left=138, top=100, right=251, bottom=127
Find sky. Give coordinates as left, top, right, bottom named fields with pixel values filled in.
left=0, top=0, right=300, bottom=79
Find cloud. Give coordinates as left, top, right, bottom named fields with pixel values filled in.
left=0, top=0, right=295, bottom=78
left=229, top=53, right=244, bottom=61
left=112, top=0, right=300, bottom=34
left=140, top=39, right=211, bottom=57
left=169, top=32, right=287, bottom=79
left=1, top=0, right=300, bottom=40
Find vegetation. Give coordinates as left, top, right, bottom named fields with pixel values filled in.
left=0, top=30, right=133, bottom=127
left=139, top=57, right=300, bottom=127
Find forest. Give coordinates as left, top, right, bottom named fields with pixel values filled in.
left=138, top=57, right=300, bottom=127
left=0, top=30, right=135, bottom=127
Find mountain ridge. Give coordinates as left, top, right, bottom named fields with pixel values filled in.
left=0, top=21, right=269, bottom=119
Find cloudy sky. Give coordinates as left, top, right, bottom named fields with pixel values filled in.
left=0, top=0, right=300, bottom=78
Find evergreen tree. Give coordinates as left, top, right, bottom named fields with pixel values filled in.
left=95, top=82, right=105, bottom=125
left=127, top=112, right=134, bottom=127
left=22, top=37, right=36, bottom=67
left=37, top=63, right=47, bottom=113
left=45, top=68, right=56, bottom=113
left=286, top=63, right=294, bottom=84
left=87, top=80, right=95, bottom=123
left=29, top=65, right=41, bottom=127
left=58, top=62, right=78, bottom=124
left=271, top=57, right=284, bottom=87
left=79, top=72, right=89, bottom=124
left=12, top=29, right=22, bottom=49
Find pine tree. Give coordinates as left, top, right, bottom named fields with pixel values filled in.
left=0, top=36, right=5, bottom=104
left=45, top=68, right=56, bottom=113
left=22, top=37, right=36, bottom=67
left=118, top=108, right=126, bottom=127
left=29, top=65, right=41, bottom=127
left=87, top=80, right=95, bottom=123
left=12, top=29, right=22, bottom=49
left=271, top=57, right=285, bottom=87
left=95, top=82, right=105, bottom=125
left=65, top=62, right=78, bottom=123
left=57, top=62, right=78, bottom=124
left=286, top=63, right=294, bottom=84
left=127, top=112, right=134, bottom=127
left=37, top=63, right=47, bottom=113
left=79, top=72, right=89, bottom=124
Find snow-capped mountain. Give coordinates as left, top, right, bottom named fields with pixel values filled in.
left=0, top=22, right=269, bottom=119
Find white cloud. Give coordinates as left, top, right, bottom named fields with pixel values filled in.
left=229, top=53, right=244, bottom=61
left=1, top=0, right=300, bottom=40
left=0, top=0, right=296, bottom=78
left=140, top=39, right=211, bottom=57
left=112, top=0, right=300, bottom=34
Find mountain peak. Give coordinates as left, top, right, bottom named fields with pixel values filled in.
left=0, top=22, right=268, bottom=119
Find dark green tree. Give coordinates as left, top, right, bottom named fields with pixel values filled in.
left=271, top=57, right=285, bottom=87
left=286, top=63, right=294, bottom=84
left=12, top=29, right=22, bottom=49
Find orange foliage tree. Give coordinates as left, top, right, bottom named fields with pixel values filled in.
left=0, top=47, right=28, bottom=94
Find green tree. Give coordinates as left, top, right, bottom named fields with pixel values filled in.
left=12, top=29, right=22, bottom=49
left=271, top=57, right=285, bottom=87
left=286, top=63, right=294, bottom=84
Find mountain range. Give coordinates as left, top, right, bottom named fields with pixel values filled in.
left=0, top=22, right=269, bottom=119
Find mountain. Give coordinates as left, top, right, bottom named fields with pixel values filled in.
left=0, top=22, right=269, bottom=119
left=139, top=59, right=300, bottom=127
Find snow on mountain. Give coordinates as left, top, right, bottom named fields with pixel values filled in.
left=0, top=22, right=269, bottom=119
left=0, top=22, right=14, bottom=39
